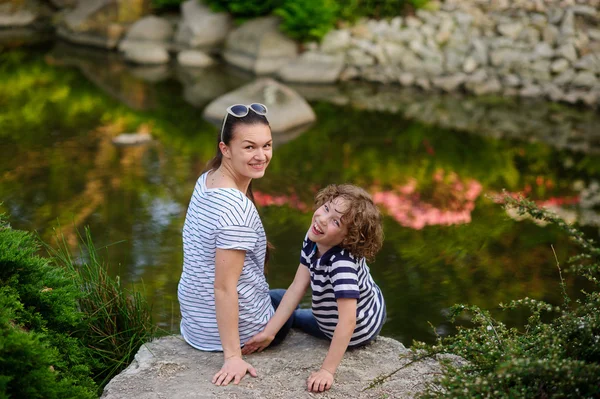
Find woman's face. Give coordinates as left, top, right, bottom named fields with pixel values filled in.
left=224, top=123, right=273, bottom=179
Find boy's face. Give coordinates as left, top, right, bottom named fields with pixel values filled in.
left=308, top=196, right=350, bottom=254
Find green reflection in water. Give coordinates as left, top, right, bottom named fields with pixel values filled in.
left=0, top=48, right=596, bottom=345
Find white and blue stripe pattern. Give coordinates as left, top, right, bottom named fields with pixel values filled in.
left=300, top=234, right=386, bottom=346
left=178, top=172, right=274, bottom=351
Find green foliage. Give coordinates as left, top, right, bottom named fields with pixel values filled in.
left=151, top=0, right=185, bottom=10
left=47, top=227, right=158, bottom=388
left=274, top=0, right=339, bottom=41
left=376, top=195, right=600, bottom=398
left=204, top=0, right=283, bottom=18
left=0, top=213, right=97, bottom=398
left=338, top=0, right=430, bottom=21
left=204, top=0, right=429, bottom=41
left=0, top=212, right=157, bottom=397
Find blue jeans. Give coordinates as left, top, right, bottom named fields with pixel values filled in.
left=269, top=289, right=386, bottom=348
left=269, top=289, right=327, bottom=347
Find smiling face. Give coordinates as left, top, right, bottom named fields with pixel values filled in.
left=221, top=123, right=272, bottom=179
left=308, top=196, right=350, bottom=256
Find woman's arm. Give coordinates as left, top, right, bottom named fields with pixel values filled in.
left=212, top=248, right=257, bottom=386
left=242, top=264, right=311, bottom=354
left=307, top=298, right=357, bottom=392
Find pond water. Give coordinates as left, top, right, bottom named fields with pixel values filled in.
left=2, top=42, right=600, bottom=346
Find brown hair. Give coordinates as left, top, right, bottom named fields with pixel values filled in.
left=314, top=184, right=384, bottom=261
left=204, top=109, right=274, bottom=267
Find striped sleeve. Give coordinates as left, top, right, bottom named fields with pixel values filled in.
left=330, top=257, right=360, bottom=299
left=215, top=225, right=258, bottom=251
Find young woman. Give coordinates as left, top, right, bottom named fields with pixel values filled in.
left=177, top=103, right=275, bottom=386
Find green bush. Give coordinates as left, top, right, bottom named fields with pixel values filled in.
left=275, top=0, right=339, bottom=42
left=339, top=0, right=430, bottom=21
left=204, top=0, right=430, bottom=42
left=204, top=0, right=283, bottom=18
left=0, top=214, right=157, bottom=397
left=151, top=0, right=185, bottom=10
left=372, top=195, right=600, bottom=398
left=0, top=214, right=97, bottom=398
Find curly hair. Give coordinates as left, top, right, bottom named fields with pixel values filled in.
left=314, top=184, right=384, bottom=261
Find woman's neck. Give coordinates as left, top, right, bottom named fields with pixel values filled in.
left=210, top=164, right=251, bottom=194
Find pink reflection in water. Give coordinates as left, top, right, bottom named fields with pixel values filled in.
left=254, top=172, right=484, bottom=230
left=253, top=191, right=308, bottom=211
left=373, top=173, right=483, bottom=230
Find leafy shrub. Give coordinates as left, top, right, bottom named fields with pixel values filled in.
left=204, top=0, right=283, bottom=18
left=0, top=213, right=157, bottom=397
left=204, top=0, right=430, bottom=42
left=0, top=214, right=97, bottom=398
left=151, top=0, right=185, bottom=10
left=339, top=0, right=430, bottom=20
left=274, top=0, right=339, bottom=42
left=374, top=194, right=600, bottom=398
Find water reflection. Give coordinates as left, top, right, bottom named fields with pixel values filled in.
left=1, top=47, right=598, bottom=345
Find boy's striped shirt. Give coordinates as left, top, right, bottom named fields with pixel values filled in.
left=300, top=234, right=386, bottom=346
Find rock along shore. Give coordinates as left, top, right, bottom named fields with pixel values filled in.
left=2, top=0, right=599, bottom=108
left=100, top=331, right=448, bottom=399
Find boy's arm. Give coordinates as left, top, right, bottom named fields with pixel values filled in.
left=307, top=298, right=357, bottom=392
left=242, top=264, right=310, bottom=354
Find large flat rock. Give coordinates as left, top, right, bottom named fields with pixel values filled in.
left=101, top=331, right=443, bottom=399
left=202, top=78, right=316, bottom=138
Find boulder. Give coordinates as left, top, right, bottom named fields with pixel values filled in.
left=101, top=332, right=446, bottom=399
left=571, top=71, right=598, bottom=88
left=177, top=50, right=214, bottom=68
left=124, top=44, right=169, bottom=65
left=58, top=0, right=136, bottom=49
left=118, top=16, right=174, bottom=53
left=497, top=22, right=523, bottom=40
left=556, top=43, right=578, bottom=62
left=382, top=42, right=407, bottom=65
left=122, top=15, right=173, bottom=42
left=433, top=73, right=467, bottom=92
left=203, top=78, right=315, bottom=135
left=278, top=52, right=345, bottom=84
left=574, top=53, right=600, bottom=73
left=223, top=16, right=298, bottom=75
left=0, top=4, right=36, bottom=27
left=398, top=72, right=416, bottom=86
left=553, top=69, right=575, bottom=85
left=551, top=58, right=570, bottom=74
left=175, top=0, right=232, bottom=49
left=347, top=48, right=376, bottom=67
left=320, top=29, right=351, bottom=53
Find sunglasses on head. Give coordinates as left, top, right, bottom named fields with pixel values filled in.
left=220, top=103, right=268, bottom=142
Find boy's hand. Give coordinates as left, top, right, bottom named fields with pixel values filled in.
left=212, top=356, right=257, bottom=386
left=241, top=331, right=275, bottom=355
left=307, top=368, right=334, bottom=392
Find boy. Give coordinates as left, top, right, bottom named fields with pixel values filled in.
left=243, top=184, right=386, bottom=392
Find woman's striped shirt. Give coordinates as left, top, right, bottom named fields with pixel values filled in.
left=178, top=172, right=274, bottom=351
left=300, top=233, right=386, bottom=347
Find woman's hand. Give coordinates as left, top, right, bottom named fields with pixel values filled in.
left=307, top=368, right=334, bottom=392
left=212, top=356, right=257, bottom=386
left=241, top=331, right=275, bottom=355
